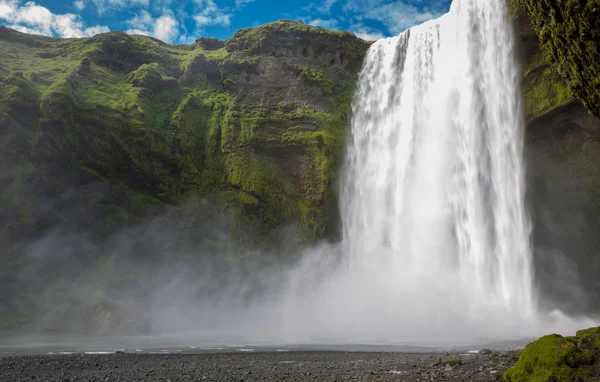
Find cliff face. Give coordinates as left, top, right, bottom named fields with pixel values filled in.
left=517, top=0, right=600, bottom=118
left=509, top=1, right=600, bottom=313
left=0, top=21, right=370, bottom=254
left=0, top=22, right=370, bottom=333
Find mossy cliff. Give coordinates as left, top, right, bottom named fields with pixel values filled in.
left=504, top=327, right=600, bottom=382
left=0, top=22, right=370, bottom=332
left=505, top=5, right=600, bottom=379
left=507, top=0, right=600, bottom=314
left=0, top=21, right=370, bottom=254
left=512, top=0, right=600, bottom=118
left=508, top=0, right=575, bottom=122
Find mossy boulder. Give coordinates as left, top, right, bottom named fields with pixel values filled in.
left=504, top=328, right=600, bottom=382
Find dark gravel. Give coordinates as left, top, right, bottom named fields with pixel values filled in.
left=0, top=350, right=520, bottom=381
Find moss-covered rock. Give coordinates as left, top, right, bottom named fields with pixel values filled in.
left=508, top=0, right=576, bottom=121
left=504, top=328, right=600, bottom=382
left=0, top=20, right=369, bottom=253
left=0, top=21, right=369, bottom=332
left=507, top=1, right=600, bottom=314
left=513, top=0, right=600, bottom=118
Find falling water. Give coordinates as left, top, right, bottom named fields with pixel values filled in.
left=342, top=0, right=535, bottom=318
left=267, top=0, right=596, bottom=345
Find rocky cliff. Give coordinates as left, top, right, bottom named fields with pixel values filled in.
left=516, top=0, right=600, bottom=118
left=0, top=21, right=369, bottom=332
left=507, top=0, right=600, bottom=314
left=0, top=21, right=370, bottom=252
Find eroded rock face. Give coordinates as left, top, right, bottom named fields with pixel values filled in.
left=514, top=0, right=600, bottom=117
left=509, top=0, right=600, bottom=316
left=526, top=102, right=600, bottom=314
left=0, top=21, right=369, bottom=252
left=226, top=20, right=369, bottom=79
left=0, top=21, right=369, bottom=334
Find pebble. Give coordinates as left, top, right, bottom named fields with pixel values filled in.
left=0, top=350, right=519, bottom=382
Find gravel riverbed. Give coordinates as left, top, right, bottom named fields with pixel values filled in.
left=0, top=350, right=519, bottom=381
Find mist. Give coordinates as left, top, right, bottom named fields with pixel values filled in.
left=3, top=190, right=597, bottom=349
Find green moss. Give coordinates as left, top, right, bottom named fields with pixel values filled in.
left=504, top=332, right=597, bottom=382
left=227, top=20, right=354, bottom=53
left=520, top=0, right=600, bottom=117
left=445, top=358, right=463, bottom=366
left=181, top=47, right=228, bottom=70
left=285, top=62, right=335, bottom=95
left=523, top=51, right=574, bottom=121
left=137, top=89, right=182, bottom=131
left=0, top=22, right=367, bottom=250
left=73, top=66, right=139, bottom=125
left=125, top=62, right=177, bottom=91
left=576, top=327, right=600, bottom=340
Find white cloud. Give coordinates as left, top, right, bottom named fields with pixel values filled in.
left=344, top=0, right=447, bottom=35
left=0, top=0, right=109, bottom=37
left=7, top=23, right=44, bottom=35
left=81, top=24, right=109, bottom=35
left=90, top=0, right=148, bottom=14
left=125, top=10, right=180, bottom=42
left=307, top=18, right=339, bottom=30
left=128, top=9, right=153, bottom=27
left=74, top=0, right=85, bottom=11
left=0, top=2, right=14, bottom=20
left=235, top=0, right=254, bottom=9
left=348, top=23, right=384, bottom=41
left=316, top=0, right=338, bottom=13
left=353, top=29, right=384, bottom=41
left=154, top=14, right=178, bottom=41
left=177, top=34, right=196, bottom=44
left=193, top=0, right=231, bottom=27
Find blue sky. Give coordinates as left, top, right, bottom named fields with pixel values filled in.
left=0, top=0, right=451, bottom=43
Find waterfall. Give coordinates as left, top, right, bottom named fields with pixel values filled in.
left=342, top=0, right=535, bottom=317
left=159, top=0, right=598, bottom=346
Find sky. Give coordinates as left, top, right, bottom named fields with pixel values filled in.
left=0, top=0, right=452, bottom=43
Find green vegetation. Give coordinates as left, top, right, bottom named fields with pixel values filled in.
left=0, top=21, right=370, bottom=331
left=517, top=0, right=600, bottom=117
left=445, top=358, right=463, bottom=366
left=507, top=0, right=576, bottom=121
left=522, top=50, right=574, bottom=121
left=0, top=21, right=368, bottom=255
left=226, top=20, right=355, bottom=54
left=504, top=328, right=600, bottom=382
